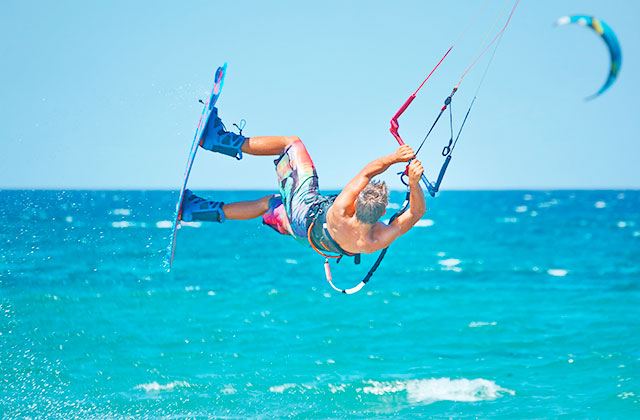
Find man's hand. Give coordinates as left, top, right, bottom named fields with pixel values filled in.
left=408, top=159, right=424, bottom=185
left=391, top=145, right=415, bottom=163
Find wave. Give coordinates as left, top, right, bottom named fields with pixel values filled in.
left=111, top=221, right=134, bottom=228
left=439, top=258, right=462, bottom=272
left=266, top=377, right=514, bottom=405
left=547, top=269, right=568, bottom=277
left=111, top=208, right=131, bottom=216
left=359, top=378, right=514, bottom=404
left=155, top=220, right=202, bottom=229
left=268, top=383, right=298, bottom=393
left=135, top=381, right=190, bottom=393
left=469, top=321, right=497, bottom=328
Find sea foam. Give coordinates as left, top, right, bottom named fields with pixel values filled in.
left=439, top=258, right=462, bottom=272
left=469, top=321, right=497, bottom=328
left=111, top=208, right=131, bottom=216
left=135, top=381, right=190, bottom=392
left=415, top=219, right=435, bottom=227
left=359, top=378, right=514, bottom=404
left=268, top=383, right=298, bottom=393
left=547, top=269, right=568, bottom=277
left=111, top=221, right=133, bottom=228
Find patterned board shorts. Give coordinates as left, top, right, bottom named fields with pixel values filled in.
left=262, top=140, right=320, bottom=242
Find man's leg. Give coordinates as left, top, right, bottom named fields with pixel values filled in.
left=222, top=195, right=273, bottom=220
left=181, top=190, right=275, bottom=223
left=199, top=104, right=301, bottom=159
left=241, top=136, right=299, bottom=156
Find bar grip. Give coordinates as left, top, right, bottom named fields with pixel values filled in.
left=433, top=155, right=452, bottom=194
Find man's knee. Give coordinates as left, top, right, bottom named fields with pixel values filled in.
left=284, top=136, right=301, bottom=146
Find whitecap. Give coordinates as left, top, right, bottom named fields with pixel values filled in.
left=617, top=221, right=627, bottom=228
left=65, top=216, right=73, bottom=223
left=181, top=221, right=202, bottom=228
left=538, top=199, right=559, bottom=208
left=515, top=205, right=527, bottom=213
left=111, top=221, right=133, bottom=228
left=439, top=258, right=460, bottom=267
left=156, top=220, right=172, bottom=229
left=547, top=269, right=568, bottom=277
left=269, top=383, right=297, bottom=393
left=387, top=202, right=401, bottom=210
left=220, top=384, right=236, bottom=395
left=415, top=219, right=434, bottom=227
left=617, top=193, right=625, bottom=200
left=285, top=258, right=298, bottom=265
left=329, top=383, right=346, bottom=393
left=523, top=194, right=533, bottom=201
left=469, top=321, right=497, bottom=328
left=502, top=217, right=518, bottom=223
left=112, top=208, right=131, bottom=216
left=135, top=381, right=190, bottom=392
left=594, top=201, right=606, bottom=209
left=618, top=391, right=635, bottom=399
left=359, top=378, right=514, bottom=405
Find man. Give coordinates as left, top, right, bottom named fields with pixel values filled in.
left=180, top=106, right=426, bottom=257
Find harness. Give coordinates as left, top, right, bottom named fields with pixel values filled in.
left=306, top=193, right=410, bottom=294
left=307, top=196, right=359, bottom=259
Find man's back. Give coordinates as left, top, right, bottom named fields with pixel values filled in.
left=325, top=146, right=426, bottom=255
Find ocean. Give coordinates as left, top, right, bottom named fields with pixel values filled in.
left=1, top=190, right=638, bottom=417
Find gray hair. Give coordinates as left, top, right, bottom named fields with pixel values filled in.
left=355, top=180, right=388, bottom=224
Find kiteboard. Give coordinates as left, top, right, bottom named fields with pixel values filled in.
left=166, top=63, right=227, bottom=271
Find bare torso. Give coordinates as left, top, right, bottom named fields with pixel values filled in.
left=326, top=206, right=388, bottom=254
left=322, top=145, right=426, bottom=255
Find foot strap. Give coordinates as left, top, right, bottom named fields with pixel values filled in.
left=199, top=108, right=246, bottom=159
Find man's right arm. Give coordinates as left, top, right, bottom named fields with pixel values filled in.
left=374, top=160, right=426, bottom=248
left=331, top=145, right=415, bottom=216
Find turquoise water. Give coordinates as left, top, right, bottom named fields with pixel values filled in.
left=1, top=190, right=639, bottom=417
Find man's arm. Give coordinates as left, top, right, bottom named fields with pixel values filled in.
left=332, top=145, right=415, bottom=215
left=374, top=160, right=426, bottom=247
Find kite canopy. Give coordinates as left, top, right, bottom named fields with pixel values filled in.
left=556, top=15, right=622, bottom=100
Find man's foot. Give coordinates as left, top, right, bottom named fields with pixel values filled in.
left=199, top=106, right=246, bottom=159
left=179, top=190, right=226, bottom=223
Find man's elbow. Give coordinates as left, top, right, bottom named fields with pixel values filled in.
left=413, top=209, right=426, bottom=225
left=411, top=204, right=426, bottom=223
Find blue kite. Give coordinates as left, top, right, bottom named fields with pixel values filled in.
left=557, top=15, right=622, bottom=100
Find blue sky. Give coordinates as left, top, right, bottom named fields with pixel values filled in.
left=1, top=0, right=638, bottom=190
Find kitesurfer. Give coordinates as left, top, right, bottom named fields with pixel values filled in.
left=180, top=106, right=426, bottom=256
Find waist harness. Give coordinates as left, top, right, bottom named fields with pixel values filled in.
left=305, top=192, right=410, bottom=294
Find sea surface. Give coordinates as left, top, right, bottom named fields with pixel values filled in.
left=1, top=190, right=639, bottom=418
